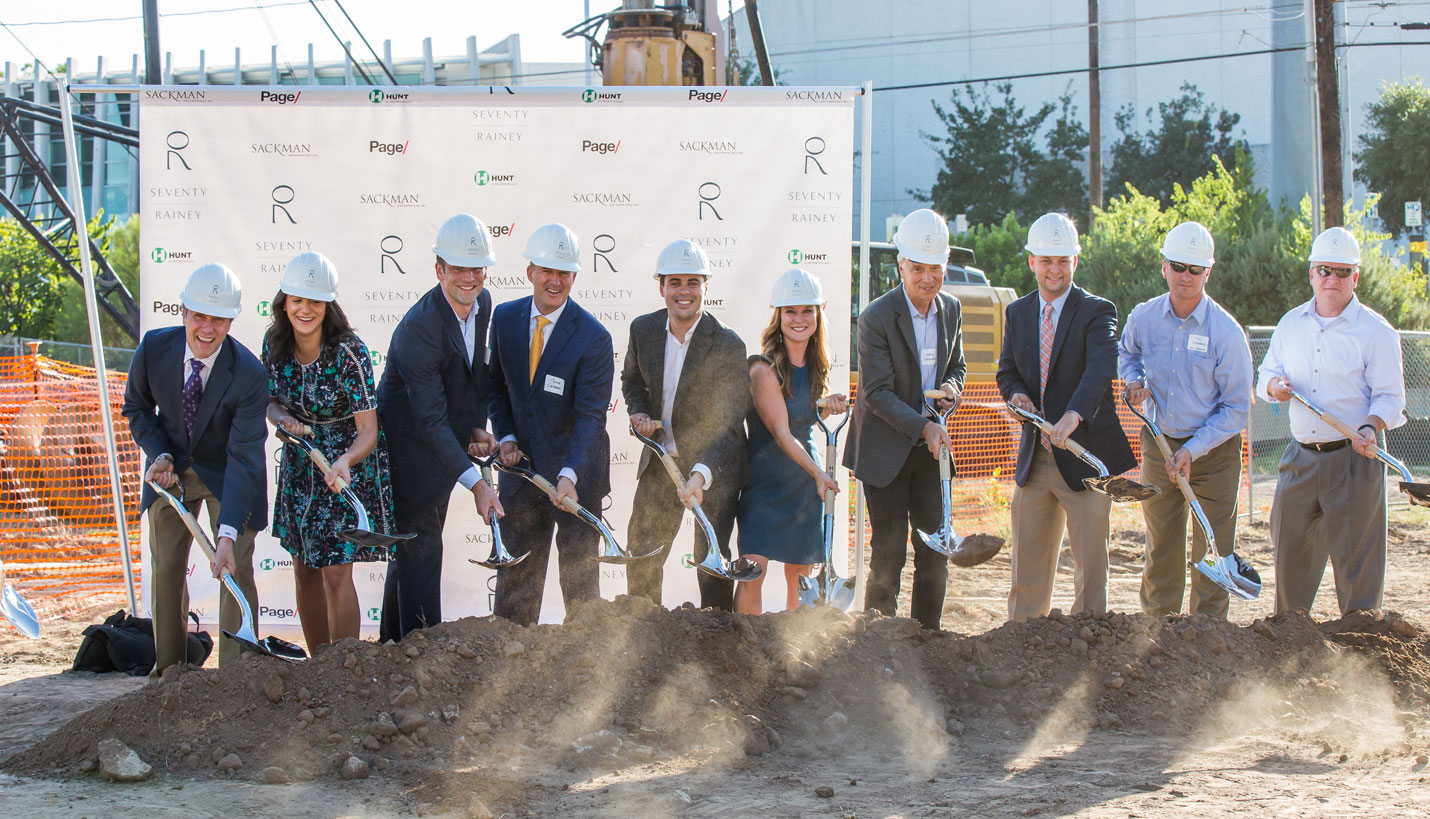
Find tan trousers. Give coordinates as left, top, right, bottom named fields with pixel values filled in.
left=1008, top=445, right=1112, bottom=622
left=1138, top=430, right=1242, bottom=618
left=146, top=467, right=258, bottom=672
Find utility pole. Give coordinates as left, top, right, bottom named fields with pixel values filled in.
left=1087, top=0, right=1101, bottom=218
left=744, top=0, right=774, bottom=86
left=1313, top=0, right=1342, bottom=228
left=142, top=0, right=161, bottom=84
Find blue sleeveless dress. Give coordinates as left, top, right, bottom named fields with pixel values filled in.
left=736, top=358, right=823, bottom=564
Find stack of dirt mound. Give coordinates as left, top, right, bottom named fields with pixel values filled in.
left=4, top=597, right=1427, bottom=784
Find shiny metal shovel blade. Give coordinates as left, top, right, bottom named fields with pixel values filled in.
left=1225, top=553, right=1262, bottom=598
left=1, top=582, right=40, bottom=639
left=223, top=628, right=309, bottom=661
left=338, top=527, right=416, bottom=550
left=796, top=574, right=820, bottom=607
left=1192, top=554, right=1258, bottom=601
left=796, top=573, right=855, bottom=610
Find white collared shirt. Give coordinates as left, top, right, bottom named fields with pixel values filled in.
left=900, top=286, right=940, bottom=393
left=499, top=298, right=577, bottom=486
left=661, top=317, right=714, bottom=490
left=1256, top=296, right=1406, bottom=443
left=181, top=342, right=237, bottom=541
left=450, top=301, right=477, bottom=365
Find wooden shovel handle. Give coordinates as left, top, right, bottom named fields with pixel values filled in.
left=303, top=447, right=349, bottom=493
left=647, top=421, right=694, bottom=505
left=523, top=469, right=582, bottom=515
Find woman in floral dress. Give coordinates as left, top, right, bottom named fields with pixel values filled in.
left=263, top=251, right=395, bottom=652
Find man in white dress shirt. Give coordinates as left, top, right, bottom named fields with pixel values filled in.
left=1256, top=226, right=1406, bottom=615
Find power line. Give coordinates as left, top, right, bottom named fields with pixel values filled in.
left=2, top=2, right=310, bottom=27
left=331, top=0, right=397, bottom=84
left=305, top=0, right=375, bottom=85
left=253, top=1, right=300, bottom=86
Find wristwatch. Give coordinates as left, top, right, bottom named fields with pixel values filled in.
left=1357, top=424, right=1377, bottom=436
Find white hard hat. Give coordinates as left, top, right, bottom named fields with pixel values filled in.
left=1308, top=226, right=1361, bottom=266
left=892, top=209, right=951, bottom=265
left=523, top=223, right=581, bottom=273
left=770, top=268, right=825, bottom=307
left=432, top=213, right=497, bottom=268
left=279, top=251, right=339, bottom=301
left=1025, top=212, right=1082, bottom=257
left=654, top=238, right=710, bottom=279
left=1161, top=221, right=1215, bottom=268
left=180, top=263, right=242, bottom=319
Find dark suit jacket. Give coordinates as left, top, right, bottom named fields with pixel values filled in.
left=122, top=325, right=269, bottom=532
left=621, top=310, right=749, bottom=486
left=843, top=286, right=966, bottom=489
left=996, top=284, right=1135, bottom=489
left=376, top=284, right=492, bottom=503
left=488, top=296, right=614, bottom=499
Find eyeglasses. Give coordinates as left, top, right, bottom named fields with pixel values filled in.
left=1167, top=261, right=1207, bottom=276
left=1313, top=265, right=1355, bottom=279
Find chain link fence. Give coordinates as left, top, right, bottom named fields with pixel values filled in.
left=0, top=337, right=135, bottom=372
left=1244, top=327, right=1430, bottom=520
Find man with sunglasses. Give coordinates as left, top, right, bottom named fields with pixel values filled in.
left=1118, top=221, right=1253, bottom=619
left=1256, top=226, right=1405, bottom=615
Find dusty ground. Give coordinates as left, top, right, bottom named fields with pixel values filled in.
left=1, top=507, right=1429, bottom=818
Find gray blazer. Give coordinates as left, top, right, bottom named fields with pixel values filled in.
left=843, top=285, right=966, bottom=488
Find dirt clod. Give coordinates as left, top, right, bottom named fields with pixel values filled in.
left=97, top=739, right=150, bottom=782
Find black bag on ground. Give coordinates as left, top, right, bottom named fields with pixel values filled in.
left=72, top=610, right=214, bottom=675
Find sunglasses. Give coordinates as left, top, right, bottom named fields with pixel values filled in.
left=1167, top=261, right=1207, bottom=275
left=1313, top=265, right=1355, bottom=279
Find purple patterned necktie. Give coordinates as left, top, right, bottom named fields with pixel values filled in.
left=182, top=358, right=204, bottom=436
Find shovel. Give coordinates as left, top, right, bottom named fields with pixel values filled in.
left=1123, top=390, right=1260, bottom=600
left=489, top=458, right=658, bottom=563
left=146, top=479, right=307, bottom=662
left=630, top=422, right=763, bottom=582
left=914, top=390, right=1006, bottom=567
left=797, top=398, right=856, bottom=609
left=465, top=456, right=528, bottom=569
left=0, top=556, right=40, bottom=639
left=1005, top=402, right=1160, bottom=502
left=1289, top=389, right=1430, bottom=508
left=274, top=426, right=416, bottom=550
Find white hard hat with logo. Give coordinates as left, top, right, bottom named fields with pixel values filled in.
left=1161, top=221, right=1215, bottom=268
left=1308, top=226, right=1361, bottom=266
left=770, top=268, right=825, bottom=307
left=892, top=209, right=951, bottom=265
left=1025, top=212, right=1082, bottom=256
left=654, top=238, right=710, bottom=279
left=180, top=263, right=242, bottom=319
left=523, top=223, right=581, bottom=273
left=432, top=213, right=497, bottom=268
left=279, top=251, right=339, bottom=301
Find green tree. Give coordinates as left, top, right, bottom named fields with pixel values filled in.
left=1354, top=77, right=1430, bottom=239
left=919, top=82, right=1088, bottom=227
left=0, top=218, right=69, bottom=338
left=52, top=215, right=138, bottom=346
left=1106, top=83, right=1249, bottom=207
left=953, top=213, right=1035, bottom=295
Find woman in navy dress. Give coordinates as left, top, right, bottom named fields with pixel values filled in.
left=734, top=269, right=847, bottom=613
left=263, top=252, right=395, bottom=652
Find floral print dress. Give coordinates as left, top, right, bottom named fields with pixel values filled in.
left=266, top=334, right=396, bottom=566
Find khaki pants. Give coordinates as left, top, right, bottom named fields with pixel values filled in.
left=1008, top=445, right=1112, bottom=622
left=146, top=467, right=258, bottom=672
left=1138, top=430, right=1242, bottom=618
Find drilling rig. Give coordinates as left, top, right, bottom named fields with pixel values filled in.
left=565, top=1, right=723, bottom=86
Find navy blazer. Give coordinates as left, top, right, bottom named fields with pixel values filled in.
left=122, top=325, right=269, bottom=532
left=487, top=296, right=614, bottom=500
left=376, top=284, right=492, bottom=503
left=996, top=284, right=1135, bottom=489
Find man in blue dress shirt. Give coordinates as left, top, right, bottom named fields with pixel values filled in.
left=1118, top=222, right=1253, bottom=618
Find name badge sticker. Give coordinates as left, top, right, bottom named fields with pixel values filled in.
left=1187, top=334, right=1210, bottom=353
left=544, top=374, right=565, bottom=395
left=921, top=348, right=936, bottom=366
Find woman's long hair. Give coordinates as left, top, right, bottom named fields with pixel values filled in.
left=262, top=290, right=355, bottom=366
left=759, top=305, right=829, bottom=400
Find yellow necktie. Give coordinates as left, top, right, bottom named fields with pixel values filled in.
left=529, top=315, right=550, bottom=382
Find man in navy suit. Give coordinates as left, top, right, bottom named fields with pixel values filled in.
left=487, top=223, right=614, bottom=625
left=377, top=214, right=504, bottom=641
left=997, top=212, right=1135, bottom=622
left=122, top=263, right=269, bottom=673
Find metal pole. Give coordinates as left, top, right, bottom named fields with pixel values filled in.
left=1087, top=0, right=1101, bottom=216
left=853, top=81, right=873, bottom=609
left=744, top=0, right=774, bottom=86
left=142, top=0, right=161, bottom=85
left=59, top=83, right=138, bottom=613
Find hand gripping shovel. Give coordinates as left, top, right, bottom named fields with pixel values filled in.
left=1005, top=402, right=1160, bottom=502
left=146, top=479, right=307, bottom=662
left=914, top=390, right=1006, bottom=567
left=489, top=458, right=658, bottom=563
left=465, top=456, right=527, bottom=569
left=796, top=398, right=856, bottom=609
left=1123, top=391, right=1260, bottom=600
left=1289, top=389, right=1430, bottom=508
left=629, top=422, right=763, bottom=582
left=274, top=426, right=416, bottom=551
left=0, top=556, right=40, bottom=639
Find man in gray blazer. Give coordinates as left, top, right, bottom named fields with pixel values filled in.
left=843, top=210, right=966, bottom=630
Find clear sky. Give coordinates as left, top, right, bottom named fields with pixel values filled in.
left=0, top=1, right=596, bottom=80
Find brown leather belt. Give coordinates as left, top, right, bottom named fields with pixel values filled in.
left=1299, top=439, right=1348, bottom=453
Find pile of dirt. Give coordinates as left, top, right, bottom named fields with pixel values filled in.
left=4, top=596, right=1427, bottom=789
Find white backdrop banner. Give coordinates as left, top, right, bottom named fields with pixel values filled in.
left=138, top=85, right=855, bottom=631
